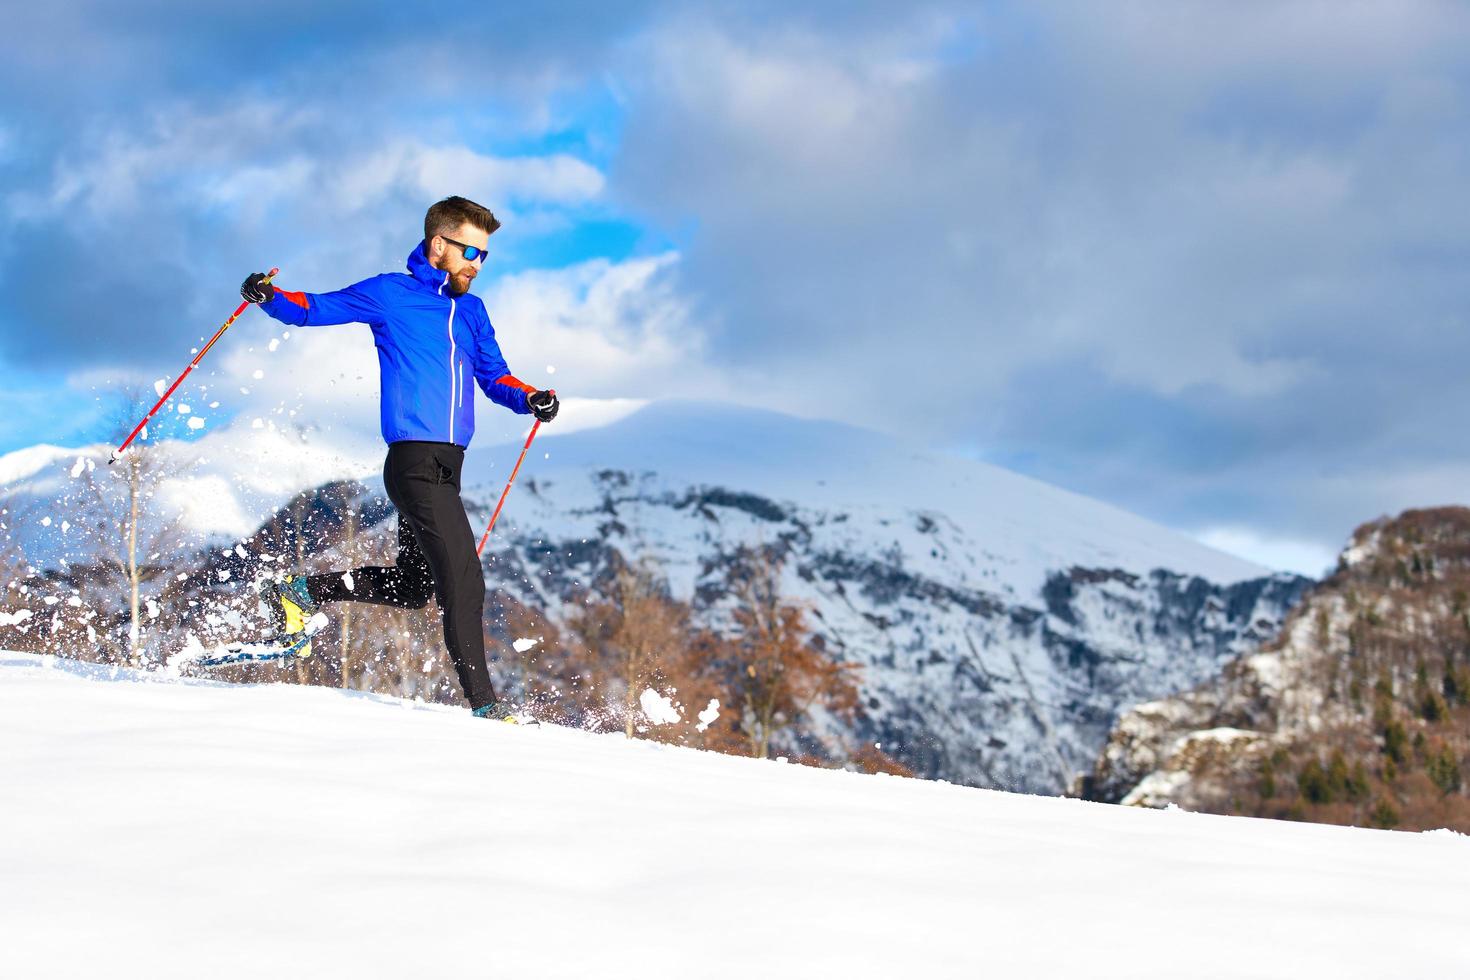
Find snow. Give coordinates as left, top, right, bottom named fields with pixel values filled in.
left=464, top=401, right=1268, bottom=596
left=0, top=444, right=77, bottom=486
left=1, top=650, right=1467, bottom=979
left=696, top=698, right=720, bottom=732
left=186, top=416, right=205, bottom=430
left=511, top=636, right=539, bottom=652
left=638, top=687, right=681, bottom=725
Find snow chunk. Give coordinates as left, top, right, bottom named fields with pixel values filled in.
left=512, top=636, right=540, bottom=653
left=1423, top=828, right=1469, bottom=841
left=146, top=599, right=160, bottom=620
left=187, top=417, right=206, bottom=431
left=217, top=569, right=232, bottom=582
left=235, top=545, right=249, bottom=559
left=177, top=404, right=191, bottom=414
left=153, top=379, right=167, bottom=397
left=0, top=608, right=33, bottom=626
left=70, top=458, right=86, bottom=479
left=696, top=699, right=721, bottom=732
left=40, top=517, right=51, bottom=527
left=251, top=418, right=264, bottom=429
left=268, top=339, right=281, bottom=352
left=341, top=571, right=355, bottom=592
left=252, top=370, right=265, bottom=380
left=639, top=688, right=681, bottom=726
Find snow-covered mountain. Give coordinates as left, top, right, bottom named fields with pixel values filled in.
left=0, top=401, right=1311, bottom=793
left=4, top=650, right=1467, bottom=980
left=461, top=403, right=1310, bottom=791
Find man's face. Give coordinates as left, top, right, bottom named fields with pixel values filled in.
left=430, top=220, right=490, bottom=296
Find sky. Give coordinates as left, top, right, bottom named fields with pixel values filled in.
left=3, top=0, right=1469, bottom=576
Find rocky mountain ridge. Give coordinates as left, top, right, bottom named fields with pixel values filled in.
left=1087, top=507, right=1470, bottom=831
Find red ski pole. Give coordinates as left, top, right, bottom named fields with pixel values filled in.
left=476, top=394, right=552, bottom=556
left=110, top=268, right=279, bottom=463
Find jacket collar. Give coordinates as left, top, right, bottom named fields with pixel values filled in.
left=407, top=241, right=451, bottom=293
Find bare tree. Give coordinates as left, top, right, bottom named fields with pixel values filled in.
left=569, top=558, right=689, bottom=737
left=75, top=392, right=189, bottom=664
left=723, top=548, right=859, bottom=759
left=0, top=495, right=40, bottom=651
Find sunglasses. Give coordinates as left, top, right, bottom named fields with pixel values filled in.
left=441, top=236, right=490, bottom=263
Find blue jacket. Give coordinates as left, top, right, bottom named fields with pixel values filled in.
left=259, top=242, right=533, bottom=447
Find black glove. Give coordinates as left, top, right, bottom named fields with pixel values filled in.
left=240, top=272, right=275, bottom=304
left=527, top=389, right=559, bottom=423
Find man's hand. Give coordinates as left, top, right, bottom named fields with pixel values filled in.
left=240, top=272, right=276, bottom=305
left=528, top=389, right=559, bottom=423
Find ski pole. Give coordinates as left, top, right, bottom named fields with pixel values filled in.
left=476, top=394, right=552, bottom=556
left=110, top=268, right=279, bottom=463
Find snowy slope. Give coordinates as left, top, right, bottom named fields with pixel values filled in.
left=2, top=650, right=1468, bottom=980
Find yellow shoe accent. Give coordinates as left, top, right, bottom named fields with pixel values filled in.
left=279, top=584, right=313, bottom=659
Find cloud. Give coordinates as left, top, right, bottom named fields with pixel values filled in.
left=1195, top=527, right=1339, bottom=579
left=482, top=253, right=714, bottom=398
left=0, top=95, right=619, bottom=375
left=7, top=0, right=1470, bottom=562
left=603, top=1, right=1470, bottom=548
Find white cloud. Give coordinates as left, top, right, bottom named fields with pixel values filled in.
left=335, top=142, right=605, bottom=209
left=1196, top=527, right=1338, bottom=579
left=10, top=102, right=605, bottom=231
left=482, top=253, right=719, bottom=399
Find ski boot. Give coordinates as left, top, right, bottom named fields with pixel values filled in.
left=258, top=574, right=320, bottom=659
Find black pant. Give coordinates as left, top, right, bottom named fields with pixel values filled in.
left=307, top=441, right=496, bottom=710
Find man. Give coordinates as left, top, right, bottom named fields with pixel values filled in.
left=240, top=195, right=558, bottom=721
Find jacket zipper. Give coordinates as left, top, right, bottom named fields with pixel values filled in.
left=440, top=276, right=458, bottom=444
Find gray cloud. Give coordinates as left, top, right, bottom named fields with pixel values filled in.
left=603, top=1, right=1470, bottom=552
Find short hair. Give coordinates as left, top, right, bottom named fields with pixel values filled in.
left=424, top=196, right=501, bottom=242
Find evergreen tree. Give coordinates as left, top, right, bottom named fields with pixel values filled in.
left=1427, top=745, right=1462, bottom=796
left=1298, top=758, right=1331, bottom=805
left=1368, top=797, right=1400, bottom=830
